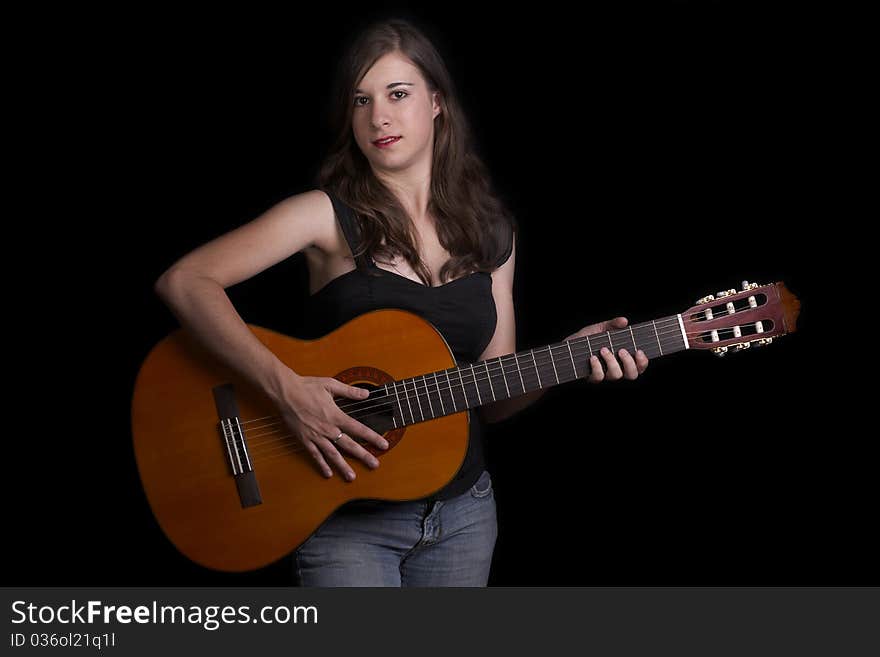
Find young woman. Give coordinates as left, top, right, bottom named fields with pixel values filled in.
left=154, top=18, right=649, bottom=586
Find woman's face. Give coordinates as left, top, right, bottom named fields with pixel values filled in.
left=351, top=51, right=441, bottom=174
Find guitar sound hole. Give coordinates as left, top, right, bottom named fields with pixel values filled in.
left=344, top=379, right=404, bottom=449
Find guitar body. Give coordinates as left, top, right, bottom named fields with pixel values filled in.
left=131, top=309, right=470, bottom=572
left=133, top=280, right=799, bottom=573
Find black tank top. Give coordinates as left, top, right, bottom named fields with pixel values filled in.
left=301, top=190, right=509, bottom=501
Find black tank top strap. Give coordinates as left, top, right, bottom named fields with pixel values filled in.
left=324, top=190, right=374, bottom=270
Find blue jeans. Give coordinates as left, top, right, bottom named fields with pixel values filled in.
left=293, top=469, right=497, bottom=587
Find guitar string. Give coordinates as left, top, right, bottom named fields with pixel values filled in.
left=239, top=314, right=769, bottom=442
left=236, top=321, right=710, bottom=469
left=340, top=320, right=710, bottom=408
left=230, top=331, right=776, bottom=470
left=177, top=309, right=774, bottom=480
left=240, top=325, right=686, bottom=447
left=241, top=322, right=768, bottom=448
left=253, top=434, right=371, bottom=463
left=249, top=308, right=762, bottom=426
left=238, top=300, right=764, bottom=428
left=241, top=332, right=763, bottom=457
left=332, top=312, right=769, bottom=413
left=236, top=321, right=690, bottom=435
left=247, top=409, right=488, bottom=461
left=242, top=312, right=756, bottom=462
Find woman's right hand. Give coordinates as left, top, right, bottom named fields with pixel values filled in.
left=276, top=373, right=389, bottom=481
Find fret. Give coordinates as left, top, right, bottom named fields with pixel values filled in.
left=406, top=377, right=424, bottom=422
left=500, top=354, right=520, bottom=397
left=385, top=383, right=400, bottom=428
left=514, top=352, right=526, bottom=394
left=457, top=367, right=469, bottom=407
left=523, top=350, right=541, bottom=392
left=498, top=356, right=511, bottom=398
left=444, top=369, right=457, bottom=412
left=388, top=314, right=690, bottom=426
left=470, top=364, right=482, bottom=406
left=587, top=334, right=600, bottom=357
left=432, top=372, right=446, bottom=415
left=455, top=367, right=469, bottom=410
left=552, top=342, right=577, bottom=383
left=530, top=349, right=542, bottom=388
left=651, top=319, right=663, bottom=356
left=443, top=368, right=459, bottom=412
left=399, top=380, right=414, bottom=424
left=421, top=375, right=435, bottom=419
left=388, top=380, right=403, bottom=424
left=547, top=345, right=560, bottom=384
left=565, top=341, right=579, bottom=379
left=412, top=377, right=425, bottom=421
left=587, top=335, right=599, bottom=377
left=543, top=343, right=564, bottom=385
left=434, top=372, right=452, bottom=415
left=484, top=361, right=496, bottom=401
left=639, top=323, right=662, bottom=359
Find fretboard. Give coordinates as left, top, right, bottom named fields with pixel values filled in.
left=377, top=314, right=688, bottom=428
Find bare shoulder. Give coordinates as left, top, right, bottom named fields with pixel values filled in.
left=246, top=188, right=340, bottom=253
left=283, top=189, right=342, bottom=255
left=157, top=188, right=340, bottom=289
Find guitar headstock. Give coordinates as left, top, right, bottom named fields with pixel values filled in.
left=681, top=281, right=800, bottom=356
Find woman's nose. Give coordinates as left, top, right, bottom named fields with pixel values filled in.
left=370, top=102, right=392, bottom=129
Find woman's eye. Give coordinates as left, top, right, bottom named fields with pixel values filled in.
left=353, top=91, right=408, bottom=107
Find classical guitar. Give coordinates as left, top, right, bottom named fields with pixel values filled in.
left=132, top=280, right=800, bottom=572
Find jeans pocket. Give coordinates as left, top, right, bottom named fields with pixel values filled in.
left=470, top=469, right=493, bottom=498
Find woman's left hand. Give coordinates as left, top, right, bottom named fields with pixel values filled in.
left=566, top=317, right=649, bottom=383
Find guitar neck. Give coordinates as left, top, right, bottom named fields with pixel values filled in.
left=382, top=313, right=688, bottom=427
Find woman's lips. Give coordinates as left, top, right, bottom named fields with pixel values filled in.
left=372, top=136, right=401, bottom=148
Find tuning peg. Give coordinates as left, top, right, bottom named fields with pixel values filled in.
left=716, top=288, right=737, bottom=298
left=696, top=294, right=715, bottom=304
left=711, top=346, right=728, bottom=357
left=756, top=338, right=774, bottom=347
left=741, top=280, right=759, bottom=291
left=734, top=342, right=751, bottom=351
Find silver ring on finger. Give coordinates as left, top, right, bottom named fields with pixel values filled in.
left=331, top=431, right=344, bottom=445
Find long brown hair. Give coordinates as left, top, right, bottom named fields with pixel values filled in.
left=315, top=18, right=517, bottom=287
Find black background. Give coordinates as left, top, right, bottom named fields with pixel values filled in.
left=12, top=2, right=862, bottom=586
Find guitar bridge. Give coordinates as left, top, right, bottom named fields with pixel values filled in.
left=212, top=383, right=262, bottom=508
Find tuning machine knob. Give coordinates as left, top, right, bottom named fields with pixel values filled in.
left=756, top=338, right=774, bottom=347
left=711, top=346, right=728, bottom=357
left=734, top=342, right=751, bottom=351
left=716, top=288, right=737, bottom=298
left=741, top=280, right=759, bottom=291
left=696, top=294, right=716, bottom=304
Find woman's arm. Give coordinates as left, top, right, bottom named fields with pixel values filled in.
left=476, top=240, right=528, bottom=424
left=154, top=189, right=337, bottom=403
left=155, top=272, right=294, bottom=402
